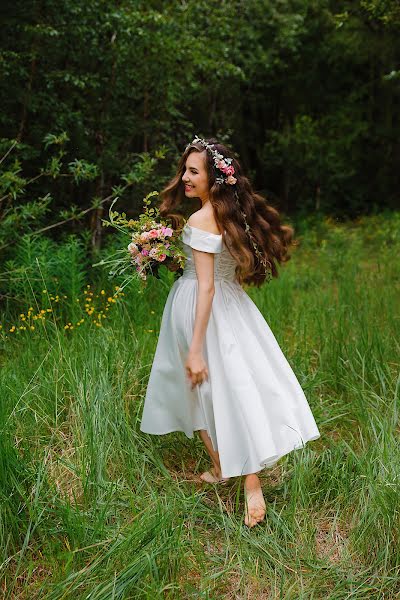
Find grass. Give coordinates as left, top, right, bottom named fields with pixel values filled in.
left=0, top=213, right=399, bottom=598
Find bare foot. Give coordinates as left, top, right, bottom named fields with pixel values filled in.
left=244, top=474, right=266, bottom=527
left=200, top=466, right=230, bottom=484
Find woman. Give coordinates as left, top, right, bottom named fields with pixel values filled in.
left=140, top=136, right=320, bottom=527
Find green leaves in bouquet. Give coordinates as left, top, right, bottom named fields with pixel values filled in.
left=101, top=191, right=161, bottom=235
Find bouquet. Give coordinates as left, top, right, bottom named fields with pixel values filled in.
left=94, top=191, right=186, bottom=286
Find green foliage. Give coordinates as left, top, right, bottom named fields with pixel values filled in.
left=0, top=161, right=26, bottom=201
left=3, top=234, right=88, bottom=316
left=0, top=0, right=399, bottom=223
left=43, top=131, right=70, bottom=149
left=0, top=130, right=165, bottom=314
left=67, top=159, right=99, bottom=183
left=0, top=194, right=53, bottom=248
left=0, top=134, right=96, bottom=247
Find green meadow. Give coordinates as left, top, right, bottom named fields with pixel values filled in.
left=1, top=213, right=399, bottom=599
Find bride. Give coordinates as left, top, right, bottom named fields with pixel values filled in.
left=140, top=135, right=321, bottom=527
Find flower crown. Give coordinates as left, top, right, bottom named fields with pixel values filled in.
left=188, top=135, right=237, bottom=185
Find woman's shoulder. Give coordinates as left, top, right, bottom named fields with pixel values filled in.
left=187, top=209, right=222, bottom=236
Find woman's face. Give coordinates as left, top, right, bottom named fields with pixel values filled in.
left=182, top=150, right=209, bottom=202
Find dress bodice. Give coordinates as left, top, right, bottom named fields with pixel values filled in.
left=180, top=223, right=238, bottom=282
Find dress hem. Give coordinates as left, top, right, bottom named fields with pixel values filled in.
left=140, top=426, right=321, bottom=478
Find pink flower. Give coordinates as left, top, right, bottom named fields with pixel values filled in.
left=158, top=254, right=167, bottom=262
left=217, top=160, right=227, bottom=170
left=163, top=227, right=173, bottom=237
left=165, top=242, right=171, bottom=248
left=225, top=165, right=235, bottom=176
left=134, top=254, right=143, bottom=264
left=149, top=247, right=158, bottom=258
left=148, top=229, right=159, bottom=239
left=140, top=232, right=150, bottom=242
left=227, top=175, right=237, bottom=185
left=141, top=248, right=150, bottom=256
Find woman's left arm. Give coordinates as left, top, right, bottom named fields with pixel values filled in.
left=190, top=250, right=215, bottom=354
left=185, top=249, right=215, bottom=388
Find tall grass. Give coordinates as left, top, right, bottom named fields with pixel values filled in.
left=0, top=214, right=399, bottom=598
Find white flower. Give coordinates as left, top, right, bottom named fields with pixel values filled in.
left=128, top=242, right=139, bottom=255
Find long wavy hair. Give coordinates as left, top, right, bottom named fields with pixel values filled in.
left=158, top=137, right=296, bottom=287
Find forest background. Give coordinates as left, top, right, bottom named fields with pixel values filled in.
left=1, top=0, right=399, bottom=266
left=1, top=1, right=400, bottom=597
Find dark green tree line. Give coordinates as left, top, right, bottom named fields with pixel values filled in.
left=0, top=0, right=399, bottom=242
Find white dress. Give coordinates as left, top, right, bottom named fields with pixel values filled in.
left=140, top=223, right=320, bottom=478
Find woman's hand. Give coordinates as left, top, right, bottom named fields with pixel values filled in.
left=185, top=351, right=209, bottom=390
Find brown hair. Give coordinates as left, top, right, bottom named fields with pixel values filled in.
left=158, top=137, right=296, bottom=287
